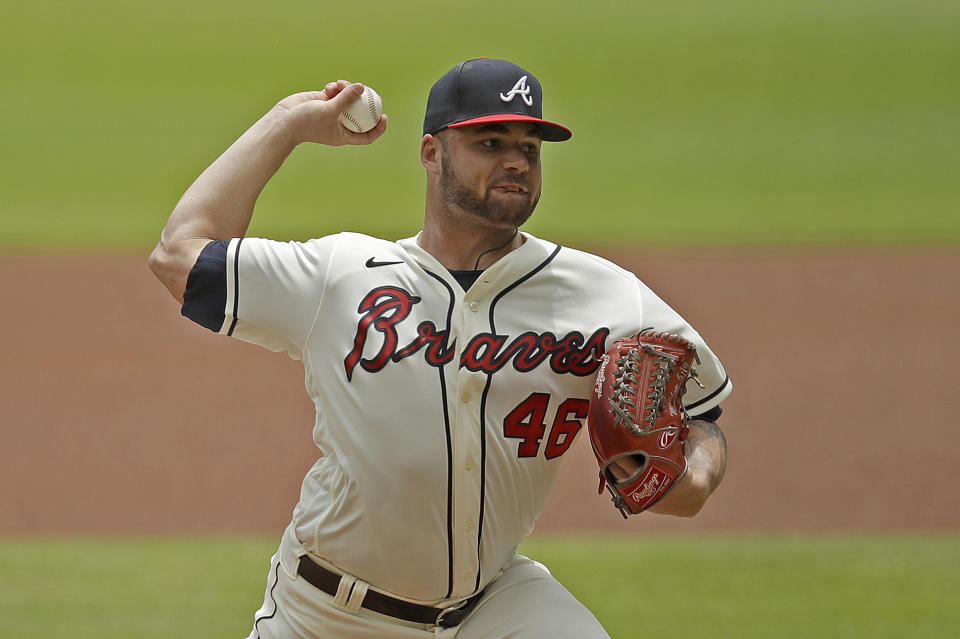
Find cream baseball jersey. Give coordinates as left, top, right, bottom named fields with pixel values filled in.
left=182, top=231, right=732, bottom=604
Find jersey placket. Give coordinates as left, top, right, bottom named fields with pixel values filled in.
left=447, top=280, right=491, bottom=597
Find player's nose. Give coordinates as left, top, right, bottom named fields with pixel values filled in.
left=501, top=146, right=530, bottom=173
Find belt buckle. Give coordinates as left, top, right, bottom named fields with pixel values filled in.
left=435, top=599, right=471, bottom=628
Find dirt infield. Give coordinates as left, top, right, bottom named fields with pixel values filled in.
left=2, top=248, right=958, bottom=535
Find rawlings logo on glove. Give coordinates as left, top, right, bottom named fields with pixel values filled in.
left=588, top=330, right=702, bottom=518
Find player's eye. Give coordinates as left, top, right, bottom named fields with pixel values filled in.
left=481, top=138, right=501, bottom=148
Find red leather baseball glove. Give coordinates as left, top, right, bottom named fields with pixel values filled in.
left=588, top=330, right=702, bottom=517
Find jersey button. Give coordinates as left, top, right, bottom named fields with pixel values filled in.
left=465, top=457, right=474, bottom=470
left=468, top=301, right=480, bottom=312
left=461, top=392, right=472, bottom=403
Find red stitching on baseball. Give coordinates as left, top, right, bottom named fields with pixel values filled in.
left=342, top=111, right=363, bottom=131
left=366, top=91, right=378, bottom=122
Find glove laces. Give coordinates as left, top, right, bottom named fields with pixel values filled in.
left=609, top=331, right=703, bottom=437
left=610, top=347, right=678, bottom=436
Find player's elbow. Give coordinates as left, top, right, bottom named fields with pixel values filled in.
left=148, top=242, right=165, bottom=279
left=148, top=240, right=188, bottom=304
left=148, top=241, right=173, bottom=284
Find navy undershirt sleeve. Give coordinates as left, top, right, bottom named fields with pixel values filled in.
left=695, top=405, right=723, bottom=423
left=181, top=240, right=229, bottom=332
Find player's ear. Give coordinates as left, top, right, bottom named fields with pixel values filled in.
left=420, top=134, right=442, bottom=176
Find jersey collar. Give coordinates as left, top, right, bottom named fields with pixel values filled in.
left=397, top=231, right=557, bottom=293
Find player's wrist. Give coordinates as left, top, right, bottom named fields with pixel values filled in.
left=261, top=103, right=308, bottom=149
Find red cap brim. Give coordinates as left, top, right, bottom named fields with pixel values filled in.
left=447, top=114, right=572, bottom=142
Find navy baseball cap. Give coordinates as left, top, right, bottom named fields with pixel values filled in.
left=423, top=58, right=572, bottom=142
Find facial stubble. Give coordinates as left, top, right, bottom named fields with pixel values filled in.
left=439, top=145, right=541, bottom=228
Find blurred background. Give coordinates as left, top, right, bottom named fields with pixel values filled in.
left=3, top=0, right=957, bottom=248
left=1, top=1, right=958, bottom=637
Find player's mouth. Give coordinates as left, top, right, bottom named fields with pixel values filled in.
left=492, top=183, right=528, bottom=194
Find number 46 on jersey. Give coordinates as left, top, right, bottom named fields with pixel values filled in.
left=503, top=393, right=588, bottom=460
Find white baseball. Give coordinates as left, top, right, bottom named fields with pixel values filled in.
left=340, top=86, right=383, bottom=133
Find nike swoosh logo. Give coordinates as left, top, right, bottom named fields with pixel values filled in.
left=365, top=257, right=403, bottom=268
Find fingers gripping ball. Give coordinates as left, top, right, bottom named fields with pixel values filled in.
left=340, top=86, right=383, bottom=133
left=588, top=330, right=703, bottom=517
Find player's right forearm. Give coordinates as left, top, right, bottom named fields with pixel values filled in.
left=165, top=106, right=299, bottom=244
left=150, top=106, right=299, bottom=302
left=149, top=84, right=384, bottom=303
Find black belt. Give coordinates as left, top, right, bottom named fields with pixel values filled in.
left=296, top=555, right=484, bottom=628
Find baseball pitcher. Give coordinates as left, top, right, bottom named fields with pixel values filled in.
left=150, top=58, right=732, bottom=638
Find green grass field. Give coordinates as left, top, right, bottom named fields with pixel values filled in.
left=1, top=535, right=956, bottom=638
left=1, top=0, right=958, bottom=250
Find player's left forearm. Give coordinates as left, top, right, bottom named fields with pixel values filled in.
left=648, top=419, right=728, bottom=517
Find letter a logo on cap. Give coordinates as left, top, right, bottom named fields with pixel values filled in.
left=499, top=76, right=534, bottom=107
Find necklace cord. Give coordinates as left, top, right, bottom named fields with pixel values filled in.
left=473, top=228, right=519, bottom=270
